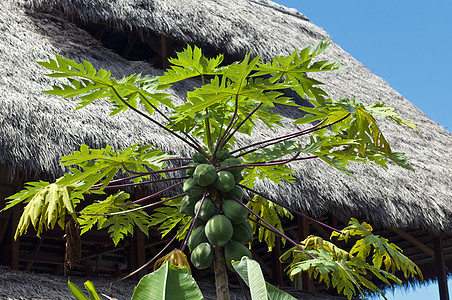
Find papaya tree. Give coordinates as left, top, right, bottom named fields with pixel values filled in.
left=3, top=41, right=422, bottom=299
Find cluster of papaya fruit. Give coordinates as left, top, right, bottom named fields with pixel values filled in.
left=180, top=150, right=253, bottom=270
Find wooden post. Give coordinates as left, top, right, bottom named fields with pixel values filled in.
left=161, top=34, right=172, bottom=69
left=433, top=233, right=449, bottom=300
left=272, top=238, right=283, bottom=285
left=133, top=229, right=146, bottom=278
left=10, top=206, right=20, bottom=270
left=297, top=212, right=315, bottom=292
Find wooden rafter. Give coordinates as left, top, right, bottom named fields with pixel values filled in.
left=122, top=35, right=137, bottom=59
left=393, top=228, right=434, bottom=257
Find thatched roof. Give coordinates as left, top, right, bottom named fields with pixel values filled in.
left=1, top=0, right=451, bottom=239
left=0, top=266, right=344, bottom=299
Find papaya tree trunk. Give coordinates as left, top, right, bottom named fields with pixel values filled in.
left=213, top=246, right=230, bottom=300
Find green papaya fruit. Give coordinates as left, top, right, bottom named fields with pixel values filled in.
left=183, top=178, right=205, bottom=199
left=233, top=173, right=244, bottom=183
left=231, top=221, right=253, bottom=243
left=216, top=149, right=231, bottom=161
left=187, top=225, right=208, bottom=251
left=224, top=240, right=252, bottom=271
left=214, top=171, right=235, bottom=192
left=186, top=163, right=199, bottom=177
left=194, top=217, right=207, bottom=227
left=180, top=195, right=195, bottom=216
left=190, top=242, right=213, bottom=269
left=193, top=164, right=217, bottom=186
left=220, top=158, right=244, bottom=176
left=194, top=197, right=216, bottom=220
left=193, top=152, right=208, bottom=163
left=205, top=215, right=233, bottom=247
left=221, top=186, right=243, bottom=201
left=222, top=200, right=248, bottom=224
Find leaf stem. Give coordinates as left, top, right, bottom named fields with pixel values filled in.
left=109, top=85, right=204, bottom=152
left=232, top=114, right=350, bottom=157
left=220, top=102, right=263, bottom=152
left=217, top=154, right=316, bottom=172
left=215, top=94, right=240, bottom=154
left=238, top=184, right=343, bottom=234
left=110, top=218, right=191, bottom=286
left=180, top=189, right=208, bottom=252
left=92, top=176, right=189, bottom=190
left=231, top=195, right=315, bottom=259
left=80, top=194, right=185, bottom=216
left=91, top=165, right=195, bottom=189
left=116, top=182, right=183, bottom=206
left=122, top=165, right=194, bottom=176
left=162, top=157, right=193, bottom=161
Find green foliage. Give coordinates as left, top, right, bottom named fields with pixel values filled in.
left=148, top=196, right=191, bottom=241
left=247, top=196, right=293, bottom=250
left=294, top=97, right=416, bottom=172
left=331, top=218, right=422, bottom=278
left=281, top=220, right=422, bottom=300
left=254, top=39, right=342, bottom=99
left=38, top=55, right=172, bottom=115
left=78, top=191, right=152, bottom=246
left=131, top=261, right=204, bottom=300
left=233, top=257, right=297, bottom=300
left=159, top=44, right=223, bottom=85
left=68, top=279, right=101, bottom=300
left=3, top=179, right=80, bottom=239
left=59, top=143, right=171, bottom=195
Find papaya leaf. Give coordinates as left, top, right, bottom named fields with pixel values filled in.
left=254, top=41, right=341, bottom=99
left=78, top=191, right=152, bottom=246
left=3, top=179, right=81, bottom=239
left=159, top=44, right=223, bottom=84
left=59, top=143, right=171, bottom=196
left=247, top=196, right=292, bottom=251
left=39, top=55, right=172, bottom=114
left=149, top=196, right=191, bottom=240
left=331, top=218, right=422, bottom=279
left=153, top=249, right=191, bottom=273
left=281, top=247, right=399, bottom=300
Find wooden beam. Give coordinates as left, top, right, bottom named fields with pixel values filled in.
left=433, top=234, right=449, bottom=300
left=393, top=228, right=434, bottom=257
left=132, top=229, right=146, bottom=278
left=82, top=245, right=124, bottom=261
left=82, top=261, right=97, bottom=278
left=95, top=28, right=105, bottom=40
left=0, top=210, right=11, bottom=245
left=161, top=34, right=172, bottom=69
left=122, top=35, right=136, bottom=59
left=10, top=206, right=20, bottom=270
left=25, top=239, right=43, bottom=271
left=144, top=39, right=162, bottom=57
left=272, top=238, right=283, bottom=285
left=311, top=222, right=330, bottom=240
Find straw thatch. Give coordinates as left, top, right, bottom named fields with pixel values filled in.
left=0, top=266, right=344, bottom=299
left=1, top=0, right=451, bottom=241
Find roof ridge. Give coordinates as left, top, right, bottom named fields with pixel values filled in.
left=248, top=0, right=309, bottom=21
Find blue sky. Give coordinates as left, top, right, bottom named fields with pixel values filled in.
left=275, top=0, right=451, bottom=299
left=276, top=0, right=451, bottom=133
